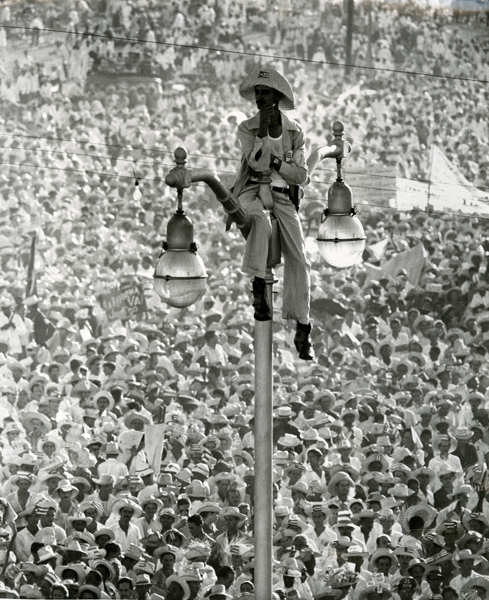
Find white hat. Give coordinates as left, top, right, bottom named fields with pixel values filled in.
left=239, top=66, right=295, bottom=110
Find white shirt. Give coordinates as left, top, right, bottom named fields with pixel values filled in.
left=108, top=521, right=141, bottom=553
left=97, top=457, right=129, bottom=484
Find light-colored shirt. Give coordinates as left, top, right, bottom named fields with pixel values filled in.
left=108, top=521, right=141, bottom=553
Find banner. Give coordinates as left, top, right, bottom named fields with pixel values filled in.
left=99, top=281, right=147, bottom=320
left=382, top=244, right=426, bottom=286
left=394, top=145, right=489, bottom=216
left=364, top=244, right=426, bottom=287
left=145, top=423, right=166, bottom=476
left=395, top=178, right=430, bottom=211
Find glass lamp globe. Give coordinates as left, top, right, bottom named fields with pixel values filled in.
left=153, top=210, right=207, bottom=308
left=317, top=180, right=366, bottom=269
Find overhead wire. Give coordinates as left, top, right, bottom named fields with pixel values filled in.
left=3, top=24, right=489, bottom=86
left=3, top=157, right=489, bottom=224
left=2, top=137, right=488, bottom=196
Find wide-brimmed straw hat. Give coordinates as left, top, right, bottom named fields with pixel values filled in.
left=433, top=434, right=457, bottom=453
left=239, top=67, right=295, bottom=110
left=463, top=512, right=489, bottom=533
left=328, top=471, right=356, bottom=497
left=22, top=411, right=51, bottom=433
left=67, top=511, right=93, bottom=526
left=111, top=497, right=142, bottom=519
left=370, top=548, right=396, bottom=569
left=402, top=504, right=437, bottom=533
left=448, top=484, right=473, bottom=499
left=461, top=577, right=489, bottom=596
left=220, top=506, right=247, bottom=522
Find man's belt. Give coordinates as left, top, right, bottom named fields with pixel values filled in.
left=271, top=186, right=289, bottom=195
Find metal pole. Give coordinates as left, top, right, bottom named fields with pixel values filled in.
left=253, top=269, right=274, bottom=600
left=345, top=0, right=354, bottom=80
left=366, top=0, right=373, bottom=68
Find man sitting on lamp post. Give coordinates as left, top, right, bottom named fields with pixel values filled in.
left=231, top=66, right=314, bottom=361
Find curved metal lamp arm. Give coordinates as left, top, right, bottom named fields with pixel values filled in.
left=165, top=148, right=252, bottom=238
left=307, top=121, right=352, bottom=176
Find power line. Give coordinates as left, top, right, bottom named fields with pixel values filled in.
left=3, top=24, right=489, bottom=86
left=301, top=194, right=489, bottom=223
left=0, top=143, right=163, bottom=168
left=0, top=131, right=173, bottom=155
left=3, top=158, right=488, bottom=225
left=0, top=159, right=167, bottom=182
left=2, top=131, right=488, bottom=196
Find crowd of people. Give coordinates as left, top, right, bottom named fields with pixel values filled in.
left=0, top=0, right=487, bottom=599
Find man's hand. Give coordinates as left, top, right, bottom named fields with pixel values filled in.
left=258, top=104, right=274, bottom=137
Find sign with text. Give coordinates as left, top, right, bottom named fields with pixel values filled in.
left=100, top=282, right=148, bottom=320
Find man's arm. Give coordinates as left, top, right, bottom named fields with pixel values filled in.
left=237, top=120, right=271, bottom=173
left=270, top=126, right=308, bottom=186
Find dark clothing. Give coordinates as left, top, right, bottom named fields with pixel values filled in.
left=433, top=487, right=452, bottom=510
left=452, top=443, right=478, bottom=470
left=29, top=306, right=55, bottom=346
left=273, top=419, right=301, bottom=446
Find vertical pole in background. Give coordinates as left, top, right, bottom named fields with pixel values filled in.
left=253, top=269, right=274, bottom=600
left=366, top=0, right=373, bottom=67
left=345, top=0, right=354, bottom=80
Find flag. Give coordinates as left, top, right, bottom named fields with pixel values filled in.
left=364, top=245, right=426, bottom=287
left=369, top=238, right=390, bottom=261
left=145, top=423, right=166, bottom=475
left=382, top=244, right=426, bottom=286
left=25, top=232, right=37, bottom=298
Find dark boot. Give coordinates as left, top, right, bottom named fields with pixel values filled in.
left=294, top=322, right=315, bottom=360
left=252, top=277, right=271, bottom=321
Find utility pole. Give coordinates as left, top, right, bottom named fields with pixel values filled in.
left=345, top=0, right=354, bottom=81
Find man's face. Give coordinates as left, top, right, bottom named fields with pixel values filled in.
left=377, top=557, right=391, bottom=573
left=254, top=85, right=280, bottom=110
left=399, top=589, right=415, bottom=600
left=42, top=508, right=56, bottom=527
left=97, top=534, right=111, bottom=547
left=120, top=507, right=134, bottom=523
left=58, top=490, right=72, bottom=501
left=72, top=519, right=87, bottom=532
left=337, top=481, right=351, bottom=496
left=439, top=440, right=451, bottom=454
left=360, top=517, right=374, bottom=534
left=17, top=479, right=31, bottom=491
left=362, top=343, right=373, bottom=357
left=160, top=515, right=175, bottom=530
left=97, top=397, right=109, bottom=411
left=89, top=443, right=102, bottom=457
left=132, top=419, right=145, bottom=431
left=390, top=321, right=400, bottom=335
left=224, top=516, right=239, bottom=531
left=99, top=483, right=113, bottom=496
left=119, top=582, right=133, bottom=597
left=217, top=480, right=230, bottom=495
left=187, top=521, right=200, bottom=537
left=26, top=513, right=39, bottom=528
left=161, top=553, right=176, bottom=570
left=144, top=503, right=158, bottom=520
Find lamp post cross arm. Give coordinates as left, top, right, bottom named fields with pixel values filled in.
left=165, top=147, right=252, bottom=238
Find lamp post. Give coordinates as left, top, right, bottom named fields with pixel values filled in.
left=154, top=123, right=364, bottom=600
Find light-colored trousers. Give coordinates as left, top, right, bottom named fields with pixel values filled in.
left=238, top=183, right=311, bottom=324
